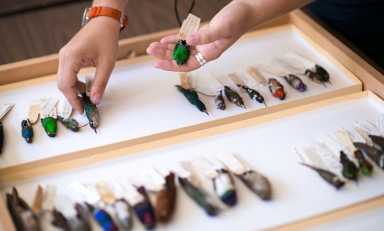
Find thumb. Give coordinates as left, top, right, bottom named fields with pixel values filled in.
left=90, top=61, right=114, bottom=104
left=186, top=24, right=226, bottom=45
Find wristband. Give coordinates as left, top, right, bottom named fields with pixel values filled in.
left=82, top=6, right=128, bottom=32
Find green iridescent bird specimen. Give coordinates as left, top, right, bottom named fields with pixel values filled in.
left=237, top=84, right=267, bottom=107
left=81, top=93, right=99, bottom=133
left=6, top=187, right=41, bottom=231
left=178, top=177, right=219, bottom=216
left=21, top=119, right=33, bottom=143
left=238, top=170, right=272, bottom=200
left=224, top=86, right=246, bottom=109
left=175, top=85, right=208, bottom=114
left=354, top=142, right=384, bottom=170
left=41, top=116, right=57, bottom=137
left=57, top=116, right=81, bottom=132
left=173, top=0, right=195, bottom=66
left=340, top=151, right=359, bottom=181
left=214, top=90, right=226, bottom=110
left=301, top=163, right=345, bottom=189
left=354, top=149, right=373, bottom=176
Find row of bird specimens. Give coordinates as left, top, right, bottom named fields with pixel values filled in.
left=293, top=116, right=384, bottom=189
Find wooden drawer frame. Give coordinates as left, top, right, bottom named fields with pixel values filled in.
left=0, top=9, right=383, bottom=231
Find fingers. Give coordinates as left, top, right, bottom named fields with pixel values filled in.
left=160, top=35, right=178, bottom=44
left=90, top=58, right=115, bottom=105
left=147, top=42, right=175, bottom=61
left=57, top=48, right=85, bottom=114
left=186, top=25, right=226, bottom=46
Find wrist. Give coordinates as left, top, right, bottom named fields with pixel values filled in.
left=92, top=0, right=129, bottom=12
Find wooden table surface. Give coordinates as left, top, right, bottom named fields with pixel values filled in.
left=0, top=0, right=231, bottom=65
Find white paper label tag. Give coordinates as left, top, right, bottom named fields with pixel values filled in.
left=316, top=134, right=347, bottom=159
left=67, top=181, right=101, bottom=205
left=42, top=184, right=57, bottom=211
left=28, top=100, right=41, bottom=124
left=141, top=166, right=166, bottom=186
left=303, top=146, right=328, bottom=170
left=128, top=175, right=163, bottom=192
left=355, top=120, right=382, bottom=136
left=376, top=114, right=384, bottom=134
left=233, top=154, right=252, bottom=172
left=236, top=69, right=259, bottom=87
left=341, top=126, right=366, bottom=143
left=178, top=13, right=201, bottom=40
left=216, top=152, right=245, bottom=175
left=246, top=67, right=268, bottom=86
left=112, top=178, right=143, bottom=206
left=39, top=98, right=58, bottom=117
left=283, top=52, right=315, bottom=69
left=273, top=56, right=304, bottom=74
left=335, top=130, right=356, bottom=155
left=0, top=103, right=14, bottom=120
left=54, top=196, right=77, bottom=219
left=170, top=164, right=191, bottom=179
left=227, top=73, right=246, bottom=91
left=202, top=155, right=224, bottom=170
left=19, top=102, right=29, bottom=120
left=299, top=139, right=342, bottom=171
left=200, top=73, right=223, bottom=92
left=95, top=181, right=116, bottom=205
left=353, top=125, right=373, bottom=146
left=216, top=75, right=236, bottom=89
left=85, top=76, right=94, bottom=97
left=48, top=107, right=57, bottom=119
left=154, top=166, right=171, bottom=178
left=292, top=147, right=312, bottom=165
left=195, top=74, right=217, bottom=96
left=254, top=63, right=286, bottom=77
left=191, top=156, right=218, bottom=179
left=57, top=98, right=72, bottom=119
left=179, top=161, right=200, bottom=185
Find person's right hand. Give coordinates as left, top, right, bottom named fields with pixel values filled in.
left=57, top=16, right=120, bottom=114
left=147, top=0, right=257, bottom=72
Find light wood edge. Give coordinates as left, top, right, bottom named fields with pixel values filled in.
left=269, top=195, right=384, bottom=231
left=0, top=88, right=363, bottom=182
left=291, top=26, right=362, bottom=87
left=289, top=10, right=384, bottom=99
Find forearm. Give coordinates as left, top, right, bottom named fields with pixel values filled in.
left=92, top=0, right=129, bottom=11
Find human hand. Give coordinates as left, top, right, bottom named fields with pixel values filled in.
left=146, top=1, right=257, bottom=72
left=57, top=16, right=120, bottom=114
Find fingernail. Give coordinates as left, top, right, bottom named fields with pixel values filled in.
left=93, top=94, right=101, bottom=104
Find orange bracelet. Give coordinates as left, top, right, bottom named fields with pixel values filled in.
left=82, top=6, right=129, bottom=32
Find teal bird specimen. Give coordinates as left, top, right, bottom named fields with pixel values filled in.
left=340, top=151, right=359, bottom=181
left=175, top=85, right=208, bottom=115
left=57, top=116, right=81, bottom=132
left=81, top=93, right=99, bottom=133
left=301, top=164, right=345, bottom=189
left=21, top=119, right=33, bottom=143
left=178, top=177, right=219, bottom=216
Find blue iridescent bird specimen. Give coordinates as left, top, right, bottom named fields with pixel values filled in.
left=85, top=203, right=118, bottom=231
left=284, top=74, right=307, bottom=92
left=237, top=84, right=267, bottom=106
left=175, top=85, right=208, bottom=115
left=134, top=186, right=156, bottom=230
left=213, top=169, right=237, bottom=206
left=81, top=93, right=99, bottom=133
left=21, top=119, right=33, bottom=143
